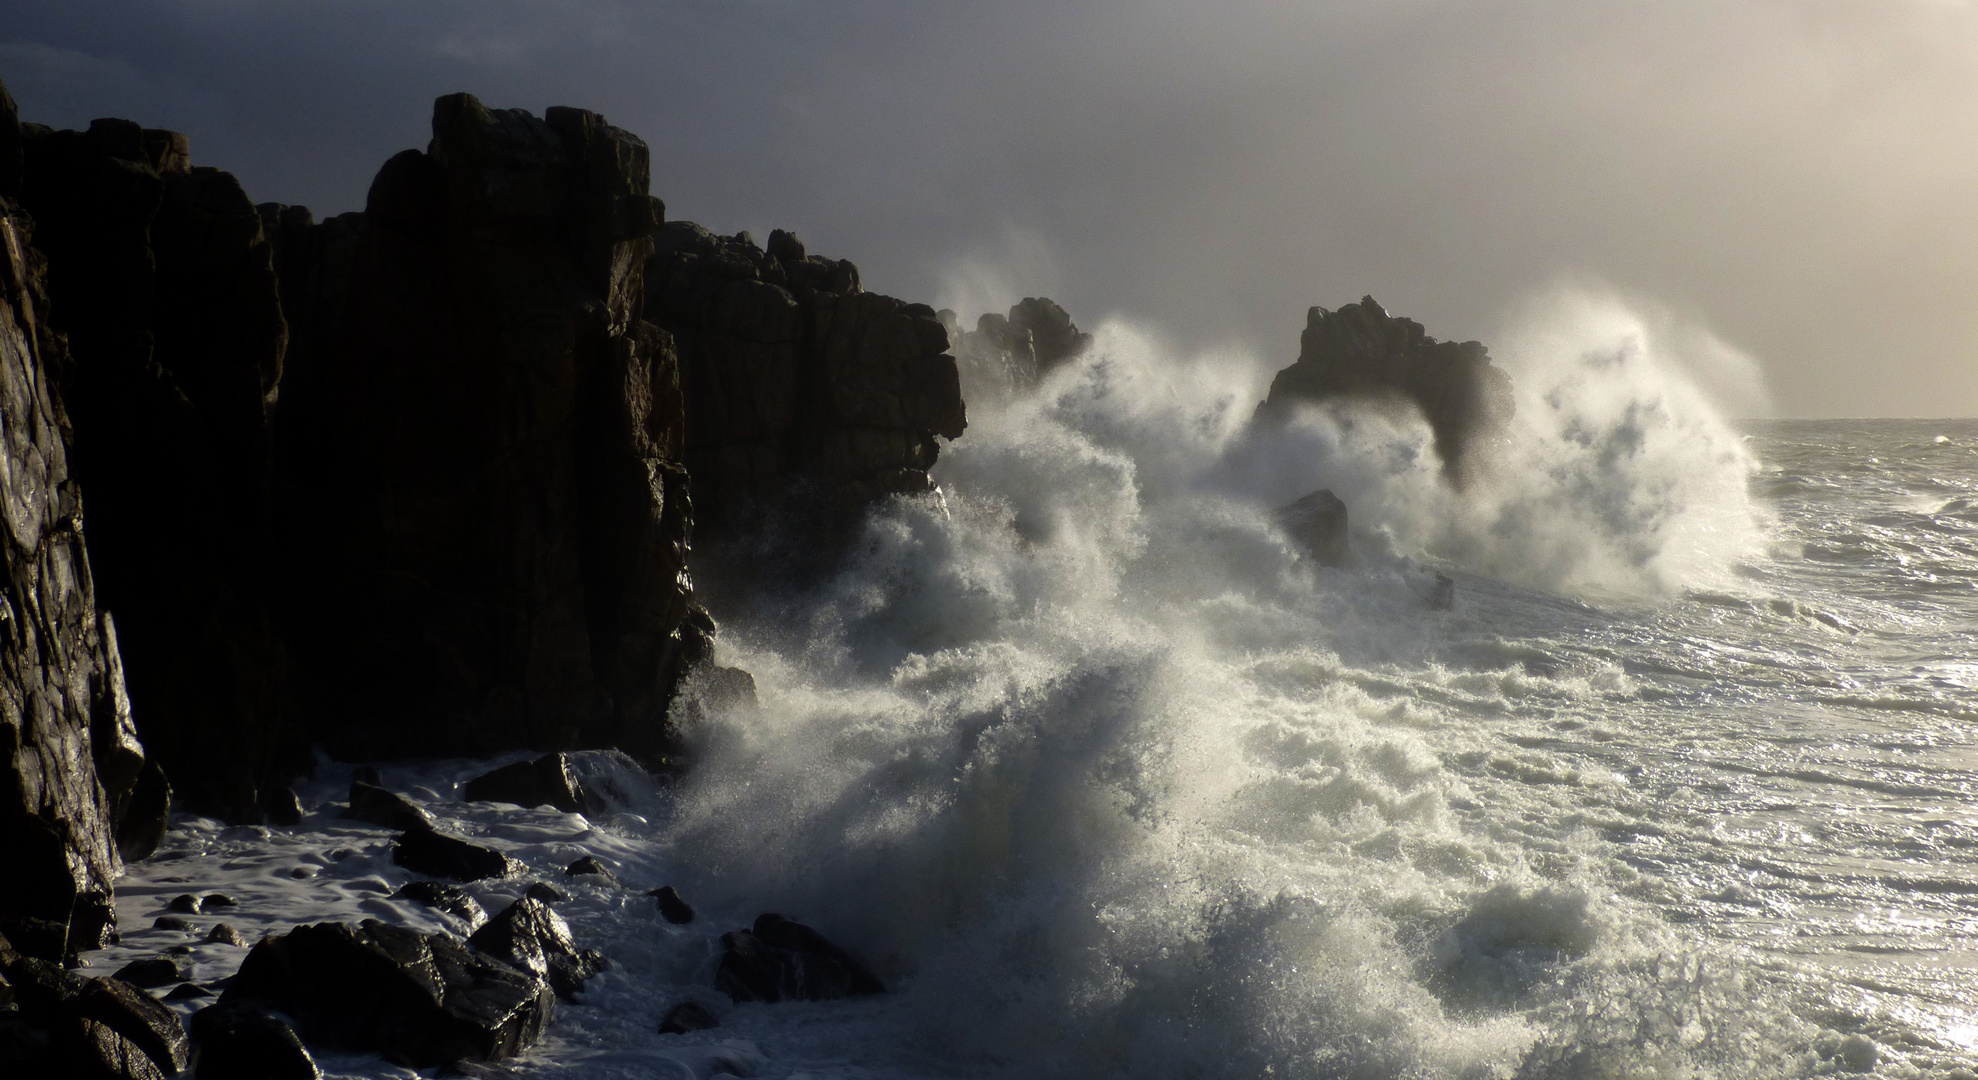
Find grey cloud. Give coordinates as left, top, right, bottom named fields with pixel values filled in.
left=2, top=0, right=1975, bottom=415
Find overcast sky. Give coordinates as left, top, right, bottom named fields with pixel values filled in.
left=4, top=0, right=1976, bottom=417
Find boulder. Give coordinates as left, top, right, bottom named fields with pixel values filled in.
left=461, top=753, right=588, bottom=813
left=524, top=882, right=566, bottom=904
left=345, top=780, right=435, bottom=832
left=714, top=913, right=883, bottom=1003
left=112, top=956, right=189, bottom=989
left=393, top=881, right=486, bottom=928
left=206, top=924, right=248, bottom=948
left=188, top=1000, right=320, bottom=1080
left=70, top=977, right=189, bottom=1074
left=1272, top=489, right=1349, bottom=567
left=563, top=856, right=614, bottom=880
left=1255, top=296, right=1514, bottom=487
left=225, top=919, right=554, bottom=1067
left=392, top=831, right=517, bottom=883
left=649, top=886, right=694, bottom=925
left=67, top=1016, right=166, bottom=1080
left=467, top=897, right=607, bottom=1000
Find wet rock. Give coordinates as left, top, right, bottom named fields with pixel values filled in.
left=467, top=898, right=607, bottom=1000
left=1008, top=296, right=1091, bottom=375
left=0, top=916, right=88, bottom=966
left=163, top=983, right=211, bottom=1002
left=189, top=999, right=321, bottom=1079
left=152, top=916, right=192, bottom=933
left=0, top=133, right=135, bottom=958
left=202, top=895, right=236, bottom=910
left=168, top=895, right=201, bottom=915
left=462, top=754, right=588, bottom=814
left=345, top=781, right=435, bottom=832
left=258, top=784, right=303, bottom=827
left=112, top=957, right=189, bottom=989
left=206, top=924, right=248, bottom=947
left=1273, top=489, right=1349, bottom=567
left=69, top=1016, right=167, bottom=1079
left=649, top=886, right=694, bottom=925
left=225, top=919, right=554, bottom=1067
left=19, top=114, right=304, bottom=825
left=352, top=766, right=381, bottom=788
left=6, top=953, right=88, bottom=1013
left=524, top=883, right=565, bottom=904
left=71, top=976, right=189, bottom=1074
left=714, top=914, right=883, bottom=1003
left=393, top=882, right=487, bottom=928
left=657, top=1000, right=717, bottom=1034
left=563, top=856, right=614, bottom=880
left=392, top=831, right=518, bottom=882
left=1255, top=296, right=1514, bottom=487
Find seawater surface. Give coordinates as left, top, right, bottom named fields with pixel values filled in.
left=92, top=299, right=1978, bottom=1079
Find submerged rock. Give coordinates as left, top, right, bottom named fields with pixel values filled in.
left=715, top=914, right=883, bottom=1003
left=112, top=956, right=190, bottom=989
left=1273, top=489, right=1349, bottom=567
left=649, top=886, right=694, bottom=925
left=461, top=753, right=589, bottom=814
left=657, top=1000, right=717, bottom=1034
left=393, top=881, right=487, bottom=928
left=226, top=919, right=554, bottom=1067
left=392, top=831, right=518, bottom=882
left=188, top=1000, right=320, bottom=1080
left=467, top=898, right=607, bottom=1000
left=563, top=856, right=614, bottom=880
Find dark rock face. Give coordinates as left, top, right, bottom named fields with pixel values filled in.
left=466, top=897, right=607, bottom=1000
left=1255, top=296, right=1514, bottom=486
left=1273, top=489, right=1349, bottom=567
left=226, top=919, right=555, bottom=1067
left=563, top=856, right=613, bottom=880
left=1008, top=296, right=1091, bottom=375
left=188, top=1000, right=320, bottom=1080
left=645, top=223, right=965, bottom=532
left=267, top=95, right=710, bottom=766
left=391, top=830, right=518, bottom=883
left=0, top=87, right=142, bottom=958
left=714, top=913, right=883, bottom=1003
left=16, top=114, right=303, bottom=822
left=461, top=753, right=588, bottom=813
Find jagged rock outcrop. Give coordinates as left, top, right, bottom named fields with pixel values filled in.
left=0, top=931, right=189, bottom=1077
left=0, top=77, right=147, bottom=961
left=940, top=296, right=1089, bottom=407
left=266, top=94, right=710, bottom=763
left=15, top=109, right=301, bottom=822
left=1256, top=296, right=1513, bottom=486
left=645, top=224, right=965, bottom=531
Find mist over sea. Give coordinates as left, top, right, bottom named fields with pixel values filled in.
left=94, top=296, right=1978, bottom=1078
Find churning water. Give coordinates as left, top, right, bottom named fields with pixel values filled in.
left=91, top=296, right=1978, bottom=1079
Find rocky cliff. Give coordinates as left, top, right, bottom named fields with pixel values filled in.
left=15, top=111, right=301, bottom=822
left=0, top=78, right=152, bottom=962
left=645, top=224, right=965, bottom=533
left=266, top=95, right=708, bottom=764
left=1256, top=296, right=1513, bottom=486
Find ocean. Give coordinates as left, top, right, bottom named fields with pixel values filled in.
left=86, top=299, right=1978, bottom=1079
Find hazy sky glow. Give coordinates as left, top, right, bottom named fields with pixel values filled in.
left=4, top=0, right=1976, bottom=417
